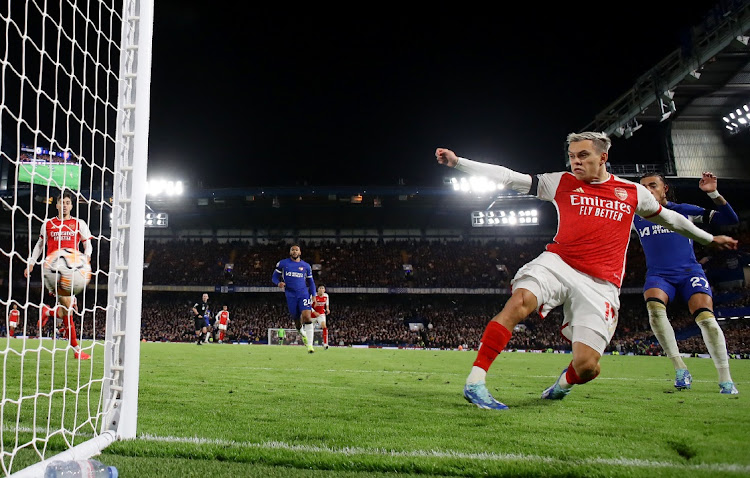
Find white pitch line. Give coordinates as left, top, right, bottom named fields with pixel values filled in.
left=6, top=426, right=749, bottom=472
left=136, top=433, right=750, bottom=473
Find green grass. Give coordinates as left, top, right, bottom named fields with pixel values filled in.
left=6, top=343, right=750, bottom=477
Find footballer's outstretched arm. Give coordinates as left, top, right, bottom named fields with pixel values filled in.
left=435, top=148, right=533, bottom=194
left=650, top=207, right=737, bottom=250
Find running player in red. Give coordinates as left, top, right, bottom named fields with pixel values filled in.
left=7, top=303, right=20, bottom=337
left=215, top=305, right=230, bottom=344
left=436, top=132, right=738, bottom=410
left=24, top=190, right=93, bottom=360
left=312, top=285, right=330, bottom=350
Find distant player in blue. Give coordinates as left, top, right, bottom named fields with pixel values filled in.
left=634, top=172, right=739, bottom=394
left=272, top=244, right=317, bottom=353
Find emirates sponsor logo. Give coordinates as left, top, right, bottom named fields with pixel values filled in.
left=614, top=187, right=628, bottom=201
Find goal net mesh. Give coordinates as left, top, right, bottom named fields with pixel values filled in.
left=268, top=328, right=324, bottom=346
left=0, top=1, right=152, bottom=475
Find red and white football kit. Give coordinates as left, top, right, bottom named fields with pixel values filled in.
left=39, top=217, right=92, bottom=257
left=312, top=293, right=329, bottom=347
left=455, top=159, right=713, bottom=353
left=30, top=217, right=93, bottom=294
left=215, top=309, right=230, bottom=342
left=8, top=308, right=20, bottom=336
left=312, top=293, right=329, bottom=323
left=216, top=310, right=230, bottom=329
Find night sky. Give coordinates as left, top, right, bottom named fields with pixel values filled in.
left=145, top=2, right=720, bottom=189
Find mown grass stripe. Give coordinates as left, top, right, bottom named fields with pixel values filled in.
left=136, top=433, right=750, bottom=473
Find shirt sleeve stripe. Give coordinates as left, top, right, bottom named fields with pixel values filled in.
left=642, top=205, right=662, bottom=219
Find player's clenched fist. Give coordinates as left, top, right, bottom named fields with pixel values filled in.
left=435, top=148, right=459, bottom=168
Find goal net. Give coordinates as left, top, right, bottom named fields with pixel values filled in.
left=0, top=1, right=153, bottom=476
left=268, top=328, right=324, bottom=346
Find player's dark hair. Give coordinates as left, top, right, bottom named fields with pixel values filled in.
left=56, top=190, right=74, bottom=203
left=640, top=172, right=675, bottom=202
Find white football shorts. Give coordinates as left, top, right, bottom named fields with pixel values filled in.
left=314, top=314, right=327, bottom=326
left=511, top=251, right=619, bottom=355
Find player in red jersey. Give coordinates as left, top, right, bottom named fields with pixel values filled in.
left=214, top=305, right=230, bottom=343
left=312, top=285, right=330, bottom=349
left=436, top=131, right=738, bottom=410
left=24, top=191, right=93, bottom=360
left=7, top=303, right=20, bottom=337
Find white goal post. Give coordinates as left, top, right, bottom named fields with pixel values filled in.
left=0, top=1, right=153, bottom=476
left=268, top=328, right=324, bottom=346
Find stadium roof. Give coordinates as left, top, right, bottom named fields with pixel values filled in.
left=583, top=1, right=750, bottom=135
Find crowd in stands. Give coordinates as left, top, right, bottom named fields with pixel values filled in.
left=3, top=233, right=750, bottom=357
left=137, top=231, right=750, bottom=291
left=109, top=291, right=750, bottom=357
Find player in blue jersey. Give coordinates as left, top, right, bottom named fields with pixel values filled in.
left=272, top=244, right=317, bottom=353
left=634, top=172, right=739, bottom=394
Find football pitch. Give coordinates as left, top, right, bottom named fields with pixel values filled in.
left=15, top=343, right=750, bottom=477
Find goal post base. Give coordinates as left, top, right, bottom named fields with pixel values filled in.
left=9, top=431, right=117, bottom=478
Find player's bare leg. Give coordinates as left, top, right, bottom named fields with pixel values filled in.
left=464, top=288, right=536, bottom=410
left=542, top=342, right=601, bottom=400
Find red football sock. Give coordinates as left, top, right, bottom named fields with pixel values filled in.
left=323, top=328, right=328, bottom=345
left=65, top=314, right=79, bottom=348
left=219, top=331, right=225, bottom=341
left=40, top=305, right=54, bottom=329
left=472, top=322, right=512, bottom=371
left=565, top=361, right=600, bottom=385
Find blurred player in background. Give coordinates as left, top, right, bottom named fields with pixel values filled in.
left=312, top=284, right=330, bottom=349
left=24, top=190, right=92, bottom=360
left=215, top=304, right=230, bottom=344
left=7, top=303, right=20, bottom=337
left=192, top=293, right=210, bottom=345
left=272, top=244, right=317, bottom=353
left=634, top=172, right=739, bottom=394
left=436, top=132, right=738, bottom=410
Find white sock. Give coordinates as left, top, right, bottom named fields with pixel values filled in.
left=466, top=366, right=487, bottom=385
left=558, top=369, right=573, bottom=390
left=695, top=312, right=733, bottom=383
left=304, top=323, right=314, bottom=347
left=647, top=300, right=687, bottom=370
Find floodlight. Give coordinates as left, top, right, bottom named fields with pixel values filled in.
left=146, top=179, right=184, bottom=197
left=471, top=208, right=539, bottom=227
